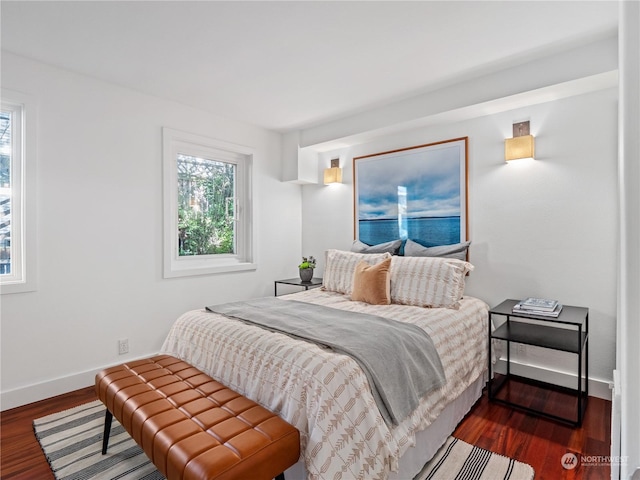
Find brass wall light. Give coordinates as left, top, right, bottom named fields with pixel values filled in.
left=505, top=121, right=535, bottom=161
left=323, top=158, right=342, bottom=184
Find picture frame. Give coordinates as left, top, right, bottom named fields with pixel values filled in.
left=353, top=137, right=468, bottom=248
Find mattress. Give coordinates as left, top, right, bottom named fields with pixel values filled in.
left=161, top=289, right=489, bottom=479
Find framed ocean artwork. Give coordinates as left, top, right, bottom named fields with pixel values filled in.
left=353, top=137, right=468, bottom=248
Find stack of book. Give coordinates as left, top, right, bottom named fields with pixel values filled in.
left=513, top=297, right=563, bottom=317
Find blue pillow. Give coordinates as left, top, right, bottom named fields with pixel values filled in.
left=351, top=239, right=402, bottom=255
left=403, top=239, right=470, bottom=260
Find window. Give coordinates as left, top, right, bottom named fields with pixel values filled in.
left=1, top=91, right=36, bottom=294
left=163, top=128, right=255, bottom=278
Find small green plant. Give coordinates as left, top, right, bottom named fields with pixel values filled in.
left=298, top=256, right=316, bottom=269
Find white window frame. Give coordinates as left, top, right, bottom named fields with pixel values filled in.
left=1, top=91, right=37, bottom=294
left=163, top=128, right=256, bottom=278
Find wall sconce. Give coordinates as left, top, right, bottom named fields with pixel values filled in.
left=505, top=121, right=535, bottom=161
left=323, top=158, right=342, bottom=184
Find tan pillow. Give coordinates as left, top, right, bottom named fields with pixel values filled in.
left=351, top=258, right=392, bottom=305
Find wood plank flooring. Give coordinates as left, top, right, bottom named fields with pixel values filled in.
left=454, top=387, right=611, bottom=480
left=1, top=386, right=611, bottom=480
left=1, top=386, right=96, bottom=480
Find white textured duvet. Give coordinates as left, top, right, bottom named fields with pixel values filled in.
left=161, top=290, right=488, bottom=480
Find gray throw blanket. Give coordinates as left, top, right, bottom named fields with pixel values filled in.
left=206, top=297, right=446, bottom=426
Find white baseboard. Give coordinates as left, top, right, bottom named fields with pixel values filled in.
left=0, top=354, right=157, bottom=411
left=494, top=358, right=612, bottom=400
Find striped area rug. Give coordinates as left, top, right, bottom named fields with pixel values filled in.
left=34, top=400, right=163, bottom=480
left=34, top=400, right=534, bottom=480
left=417, top=436, right=535, bottom=480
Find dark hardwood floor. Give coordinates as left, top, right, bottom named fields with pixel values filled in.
left=454, top=385, right=611, bottom=480
left=1, top=386, right=96, bottom=480
left=1, top=385, right=611, bottom=480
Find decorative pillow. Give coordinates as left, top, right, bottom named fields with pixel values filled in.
left=351, top=258, right=392, bottom=305
left=390, top=256, right=474, bottom=308
left=403, top=239, right=471, bottom=261
left=351, top=239, right=403, bottom=255
left=323, top=249, right=392, bottom=295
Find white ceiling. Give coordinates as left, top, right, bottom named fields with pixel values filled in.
left=1, top=1, right=618, bottom=133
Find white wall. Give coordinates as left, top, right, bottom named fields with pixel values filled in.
left=0, top=53, right=303, bottom=409
left=302, top=88, right=618, bottom=398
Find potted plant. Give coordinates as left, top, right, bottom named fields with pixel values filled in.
left=298, top=256, right=316, bottom=282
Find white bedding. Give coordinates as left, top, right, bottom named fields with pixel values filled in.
left=161, top=289, right=488, bottom=480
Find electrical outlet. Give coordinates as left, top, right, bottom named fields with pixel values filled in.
left=517, top=343, right=526, bottom=354
left=118, top=338, right=129, bottom=355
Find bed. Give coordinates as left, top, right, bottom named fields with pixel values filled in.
left=161, top=250, right=489, bottom=480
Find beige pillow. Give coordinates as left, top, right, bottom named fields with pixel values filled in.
left=323, top=249, right=392, bottom=295
left=390, top=256, right=473, bottom=308
left=351, top=258, right=392, bottom=305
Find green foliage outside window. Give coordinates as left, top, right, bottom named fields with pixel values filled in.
left=177, top=154, right=235, bottom=256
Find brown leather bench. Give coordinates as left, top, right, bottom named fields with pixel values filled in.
left=95, top=355, right=300, bottom=480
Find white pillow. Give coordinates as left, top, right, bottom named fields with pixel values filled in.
left=323, top=249, right=392, bottom=295
left=390, top=256, right=473, bottom=308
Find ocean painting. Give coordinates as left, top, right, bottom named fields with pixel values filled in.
left=354, top=138, right=467, bottom=247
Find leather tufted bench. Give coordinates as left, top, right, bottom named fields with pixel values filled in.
left=95, top=355, right=300, bottom=480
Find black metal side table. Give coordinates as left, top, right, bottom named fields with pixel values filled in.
left=488, top=299, right=589, bottom=426
left=274, top=277, right=323, bottom=296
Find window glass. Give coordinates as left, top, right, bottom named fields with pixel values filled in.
left=0, top=110, right=12, bottom=276
left=177, top=153, right=236, bottom=256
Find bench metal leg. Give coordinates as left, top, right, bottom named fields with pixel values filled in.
left=274, top=474, right=285, bottom=480
left=102, top=409, right=113, bottom=455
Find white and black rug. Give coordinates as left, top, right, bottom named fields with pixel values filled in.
left=415, top=436, right=534, bottom=480
left=34, top=400, right=163, bottom=480
left=34, top=400, right=534, bottom=480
